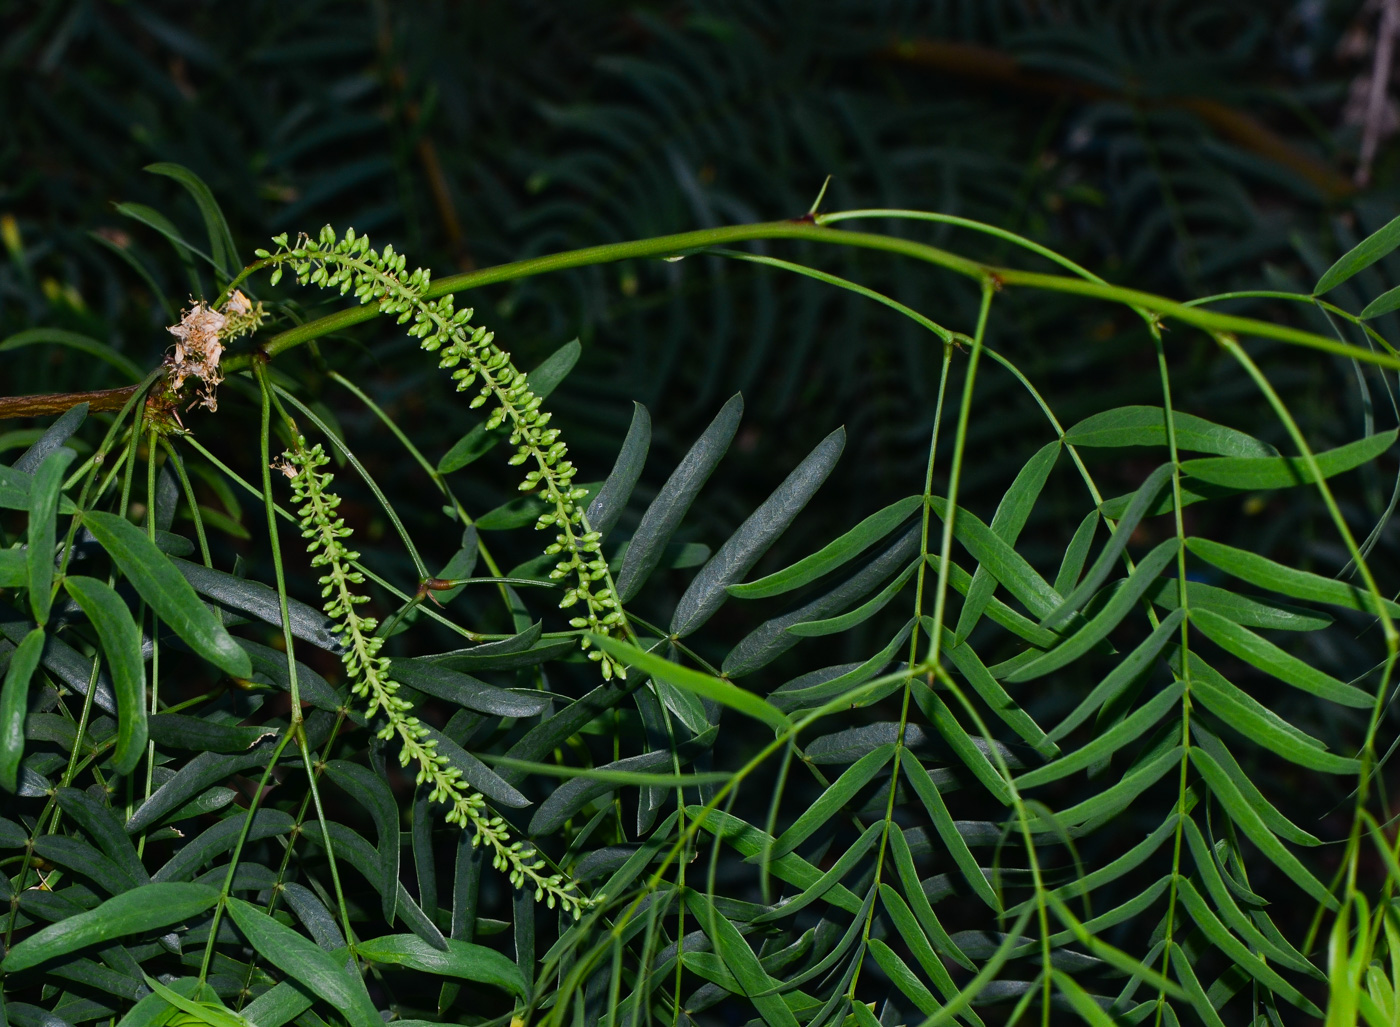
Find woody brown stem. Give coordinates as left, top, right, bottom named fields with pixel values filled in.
left=0, top=383, right=146, bottom=421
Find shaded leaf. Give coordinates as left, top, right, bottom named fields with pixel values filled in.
left=224, top=898, right=379, bottom=1027
left=0, top=627, right=44, bottom=792
left=63, top=576, right=146, bottom=774
left=1314, top=213, right=1400, bottom=294
left=1, top=884, right=218, bottom=973
left=617, top=393, right=743, bottom=602
left=585, top=401, right=651, bottom=539
left=145, top=163, right=239, bottom=278
left=27, top=446, right=76, bottom=626
left=172, top=558, right=342, bottom=654
left=391, top=658, right=548, bottom=717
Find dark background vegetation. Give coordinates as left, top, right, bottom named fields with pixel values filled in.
left=4, top=1, right=1400, bottom=1013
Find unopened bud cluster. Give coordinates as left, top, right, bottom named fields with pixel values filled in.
left=259, top=227, right=626, bottom=680
left=282, top=439, right=586, bottom=917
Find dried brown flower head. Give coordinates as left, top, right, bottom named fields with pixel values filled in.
left=166, top=301, right=227, bottom=412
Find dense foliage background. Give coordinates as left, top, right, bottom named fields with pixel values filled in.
left=5, top=2, right=1400, bottom=1025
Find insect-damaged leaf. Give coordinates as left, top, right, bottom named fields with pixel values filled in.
left=616, top=393, right=743, bottom=602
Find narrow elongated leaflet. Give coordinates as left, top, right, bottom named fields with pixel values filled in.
left=63, top=576, right=147, bottom=774
left=0, top=626, right=45, bottom=792
left=585, top=401, right=651, bottom=539
left=1064, top=405, right=1277, bottom=457
left=768, top=743, right=893, bottom=859
left=617, top=393, right=743, bottom=602
left=956, top=440, right=1060, bottom=644
left=83, top=511, right=251, bottom=678
left=145, top=163, right=240, bottom=278
left=1044, top=463, right=1174, bottom=629
left=1181, top=430, right=1396, bottom=491
left=729, top=494, right=923, bottom=599
left=1, top=883, right=219, bottom=973
left=927, top=496, right=1062, bottom=619
left=1187, top=536, right=1400, bottom=618
left=593, top=634, right=790, bottom=730
left=14, top=402, right=88, bottom=473
left=672, top=426, right=844, bottom=637
left=224, top=898, right=380, bottom=1027
left=356, top=934, right=527, bottom=998
left=26, top=446, right=76, bottom=626
left=685, top=888, right=801, bottom=1027
left=1314, top=212, right=1400, bottom=294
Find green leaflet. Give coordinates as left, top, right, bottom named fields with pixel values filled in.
left=585, top=401, right=651, bottom=539
left=751, top=822, right=883, bottom=924
left=145, top=163, right=240, bottom=279
left=1360, top=284, right=1400, bottom=319
left=1174, top=877, right=1321, bottom=1015
left=1314, top=212, right=1400, bottom=294
left=943, top=633, right=1057, bottom=758
left=1015, top=679, right=1184, bottom=789
left=785, top=557, right=917, bottom=637
left=728, top=494, right=923, bottom=600
left=0, top=547, right=24, bottom=586
left=62, top=576, right=147, bottom=775
left=886, top=826, right=976, bottom=972
left=1043, top=463, right=1174, bottom=629
left=83, top=511, right=251, bottom=679
left=355, top=934, right=527, bottom=998
left=1189, top=606, right=1371, bottom=708
left=593, top=634, right=790, bottom=730
left=1, top=883, right=219, bottom=973
left=1187, top=536, right=1400, bottom=618
left=139, top=975, right=251, bottom=1027
left=1189, top=723, right=1322, bottom=846
left=1188, top=747, right=1336, bottom=908
left=1063, top=405, right=1277, bottom=457
left=0, top=627, right=44, bottom=793
left=225, top=898, right=380, bottom=1027
left=324, top=761, right=402, bottom=924
left=1147, top=577, right=1332, bottom=631
left=145, top=714, right=278, bottom=752
left=1054, top=509, right=1099, bottom=596
left=1048, top=608, right=1184, bottom=743
left=1007, top=538, right=1179, bottom=682
left=684, top=889, right=800, bottom=1027
left=672, top=425, right=844, bottom=637
left=14, top=401, right=88, bottom=473
left=616, top=393, right=743, bottom=602
left=903, top=751, right=1000, bottom=910
left=869, top=938, right=941, bottom=1017
left=390, top=658, right=549, bottom=717
left=767, top=743, right=894, bottom=859
left=26, top=446, right=76, bottom=626
left=1180, top=429, right=1396, bottom=491
left=927, top=496, right=1062, bottom=620
left=955, top=440, right=1060, bottom=644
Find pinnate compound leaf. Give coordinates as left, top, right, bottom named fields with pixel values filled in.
left=684, top=889, right=800, bottom=1027
left=1064, top=405, right=1277, bottom=457
left=768, top=742, right=893, bottom=859
left=1009, top=538, right=1179, bottom=682
left=956, top=440, right=1060, bottom=644
left=672, top=426, right=844, bottom=637
left=592, top=634, right=790, bottom=730
left=928, top=496, right=1062, bottom=620
left=728, top=495, right=923, bottom=600
left=1189, top=747, right=1336, bottom=907
left=1, top=626, right=45, bottom=792
left=1314, top=213, right=1400, bottom=294
left=62, top=576, right=146, bottom=774
left=224, top=898, right=380, bottom=1027
left=83, top=512, right=250, bottom=678
left=1, top=883, right=219, bottom=973
left=1187, top=537, right=1400, bottom=618
left=356, top=934, right=527, bottom=998
left=586, top=401, right=651, bottom=540
left=1044, top=463, right=1174, bottom=629
left=616, top=393, right=743, bottom=602
left=26, top=446, right=76, bottom=626
left=1181, top=430, right=1396, bottom=490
